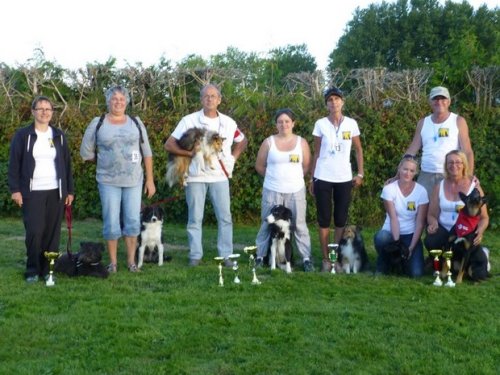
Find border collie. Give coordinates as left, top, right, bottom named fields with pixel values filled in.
left=137, top=206, right=167, bottom=268
left=266, top=204, right=293, bottom=274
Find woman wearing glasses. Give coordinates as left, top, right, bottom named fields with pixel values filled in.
left=374, top=156, right=428, bottom=277
left=424, top=150, right=488, bottom=254
left=8, top=96, right=74, bottom=283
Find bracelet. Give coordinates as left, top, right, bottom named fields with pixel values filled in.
left=357, top=174, right=364, bottom=179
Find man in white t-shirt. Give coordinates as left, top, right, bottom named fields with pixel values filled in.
left=404, top=86, right=474, bottom=197
left=164, top=84, right=248, bottom=266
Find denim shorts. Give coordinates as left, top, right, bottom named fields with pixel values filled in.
left=98, top=183, right=142, bottom=240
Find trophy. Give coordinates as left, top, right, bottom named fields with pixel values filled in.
left=244, top=246, right=261, bottom=285
left=429, top=249, right=443, bottom=286
left=214, top=257, right=225, bottom=287
left=442, top=251, right=455, bottom=287
left=327, top=243, right=339, bottom=274
left=44, top=251, right=60, bottom=287
left=228, top=254, right=241, bottom=284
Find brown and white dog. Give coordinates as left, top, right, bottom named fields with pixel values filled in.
left=337, top=225, right=368, bottom=274
left=166, top=129, right=225, bottom=187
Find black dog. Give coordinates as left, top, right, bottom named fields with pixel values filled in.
left=137, top=206, right=172, bottom=268
left=447, top=188, right=488, bottom=282
left=265, top=204, right=293, bottom=273
left=55, top=242, right=108, bottom=278
left=382, top=239, right=410, bottom=275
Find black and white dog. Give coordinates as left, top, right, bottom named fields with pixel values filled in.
left=338, top=225, right=369, bottom=274
left=266, top=204, right=293, bottom=273
left=137, top=205, right=167, bottom=268
left=55, top=242, right=109, bottom=278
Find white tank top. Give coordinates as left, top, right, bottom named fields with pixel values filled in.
left=263, top=135, right=305, bottom=194
left=438, top=179, right=475, bottom=231
left=420, top=113, right=459, bottom=173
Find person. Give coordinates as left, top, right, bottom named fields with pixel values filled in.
left=309, top=87, right=364, bottom=272
left=424, top=150, right=488, bottom=253
left=8, top=96, right=74, bottom=283
left=254, top=108, right=314, bottom=272
left=403, top=86, right=474, bottom=197
left=374, top=156, right=428, bottom=277
left=164, top=84, right=248, bottom=266
left=80, top=85, right=156, bottom=273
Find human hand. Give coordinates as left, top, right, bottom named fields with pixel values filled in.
left=144, top=180, right=156, bottom=198
left=352, top=175, right=363, bottom=188
left=65, top=194, right=74, bottom=206
left=473, top=231, right=484, bottom=246
left=427, top=222, right=438, bottom=234
left=308, top=179, right=315, bottom=196
left=11, top=192, right=23, bottom=207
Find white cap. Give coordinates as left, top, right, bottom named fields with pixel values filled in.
left=429, top=86, right=450, bottom=100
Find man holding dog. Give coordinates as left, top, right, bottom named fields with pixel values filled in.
left=164, top=84, right=248, bottom=266
left=404, top=86, right=474, bottom=197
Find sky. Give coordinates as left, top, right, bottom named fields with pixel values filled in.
left=1, top=0, right=497, bottom=71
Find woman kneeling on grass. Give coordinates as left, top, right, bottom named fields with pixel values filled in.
left=374, top=156, right=428, bottom=277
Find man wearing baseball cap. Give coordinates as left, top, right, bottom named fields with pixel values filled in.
left=403, top=86, right=474, bottom=197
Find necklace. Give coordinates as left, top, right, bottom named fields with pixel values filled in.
left=329, top=116, right=344, bottom=154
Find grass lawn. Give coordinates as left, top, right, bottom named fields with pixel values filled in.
left=0, top=217, right=498, bottom=374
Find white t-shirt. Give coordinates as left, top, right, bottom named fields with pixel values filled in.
left=32, top=127, right=58, bottom=190
left=171, top=110, right=245, bottom=183
left=381, top=180, right=429, bottom=234
left=263, top=136, right=305, bottom=194
left=420, top=113, right=459, bottom=173
left=312, top=116, right=360, bottom=182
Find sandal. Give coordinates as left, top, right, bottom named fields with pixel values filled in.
left=107, top=263, right=117, bottom=273
left=128, top=264, right=139, bottom=273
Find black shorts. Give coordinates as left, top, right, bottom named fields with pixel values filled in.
left=313, top=179, right=352, bottom=228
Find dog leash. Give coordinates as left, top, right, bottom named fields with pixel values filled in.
left=218, top=159, right=230, bottom=178
left=65, top=204, right=74, bottom=258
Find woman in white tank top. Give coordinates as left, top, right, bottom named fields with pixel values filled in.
left=254, top=109, right=314, bottom=272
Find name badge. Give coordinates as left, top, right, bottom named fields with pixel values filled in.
left=131, top=151, right=140, bottom=163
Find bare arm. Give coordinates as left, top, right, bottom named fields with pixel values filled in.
left=301, top=137, right=311, bottom=177
left=352, top=135, right=364, bottom=187
left=405, top=118, right=424, bottom=156
left=410, top=203, right=428, bottom=253
left=457, top=115, right=474, bottom=175
left=143, top=156, right=156, bottom=198
left=164, top=136, right=193, bottom=157
left=383, top=199, right=400, bottom=241
left=232, top=137, right=248, bottom=161
left=255, top=138, right=270, bottom=177
left=309, top=136, right=322, bottom=195
left=473, top=185, right=489, bottom=246
left=427, top=184, right=440, bottom=234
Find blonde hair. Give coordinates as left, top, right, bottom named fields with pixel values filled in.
left=444, top=150, right=469, bottom=179
left=398, top=155, right=419, bottom=174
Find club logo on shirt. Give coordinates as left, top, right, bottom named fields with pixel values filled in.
left=289, top=154, right=300, bottom=163
left=438, top=127, right=449, bottom=137
left=407, top=201, right=416, bottom=211
left=342, top=131, right=351, bottom=140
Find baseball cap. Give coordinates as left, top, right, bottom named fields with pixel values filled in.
left=324, top=87, right=344, bottom=103
left=429, top=86, right=450, bottom=100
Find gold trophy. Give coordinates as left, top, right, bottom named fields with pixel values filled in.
left=244, top=246, right=261, bottom=285
left=228, top=254, right=241, bottom=284
left=429, top=249, right=443, bottom=286
left=442, top=250, right=455, bottom=287
left=328, top=243, right=339, bottom=274
left=44, top=251, right=60, bottom=287
left=214, top=257, right=225, bottom=287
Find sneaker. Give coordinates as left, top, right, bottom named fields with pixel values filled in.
left=128, top=264, right=140, bottom=272
left=107, top=263, right=117, bottom=273
left=26, top=275, right=39, bottom=283
left=303, top=260, right=315, bottom=272
left=189, top=259, right=201, bottom=267
left=321, top=260, right=332, bottom=273
left=255, top=257, right=263, bottom=269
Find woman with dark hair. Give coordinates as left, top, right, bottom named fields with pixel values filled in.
left=80, top=85, right=156, bottom=273
left=8, top=96, right=74, bottom=283
left=310, top=87, right=364, bottom=272
left=254, top=108, right=314, bottom=272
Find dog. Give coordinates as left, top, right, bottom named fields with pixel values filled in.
left=137, top=205, right=171, bottom=268
left=55, top=242, right=109, bottom=278
left=265, top=204, right=293, bottom=273
left=382, top=239, right=410, bottom=275
left=447, top=188, right=488, bottom=282
left=337, top=225, right=368, bottom=274
left=166, top=128, right=225, bottom=187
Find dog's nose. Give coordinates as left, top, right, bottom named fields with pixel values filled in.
left=152, top=217, right=157, bottom=222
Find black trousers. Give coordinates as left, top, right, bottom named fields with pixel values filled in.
left=22, top=189, right=64, bottom=278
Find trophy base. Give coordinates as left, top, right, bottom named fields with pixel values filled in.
left=234, top=277, right=241, bottom=284
left=433, top=278, right=443, bottom=287
left=45, top=277, right=55, bottom=287
left=445, top=280, right=456, bottom=288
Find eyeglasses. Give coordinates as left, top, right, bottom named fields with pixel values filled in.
left=34, top=108, right=53, bottom=113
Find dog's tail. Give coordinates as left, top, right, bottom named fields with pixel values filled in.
left=165, top=161, right=177, bottom=188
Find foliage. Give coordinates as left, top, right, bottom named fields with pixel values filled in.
left=0, top=218, right=499, bottom=374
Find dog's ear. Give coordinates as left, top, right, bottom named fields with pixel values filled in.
left=458, top=191, right=468, bottom=203
left=158, top=206, right=165, bottom=216
left=481, top=195, right=488, bottom=206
